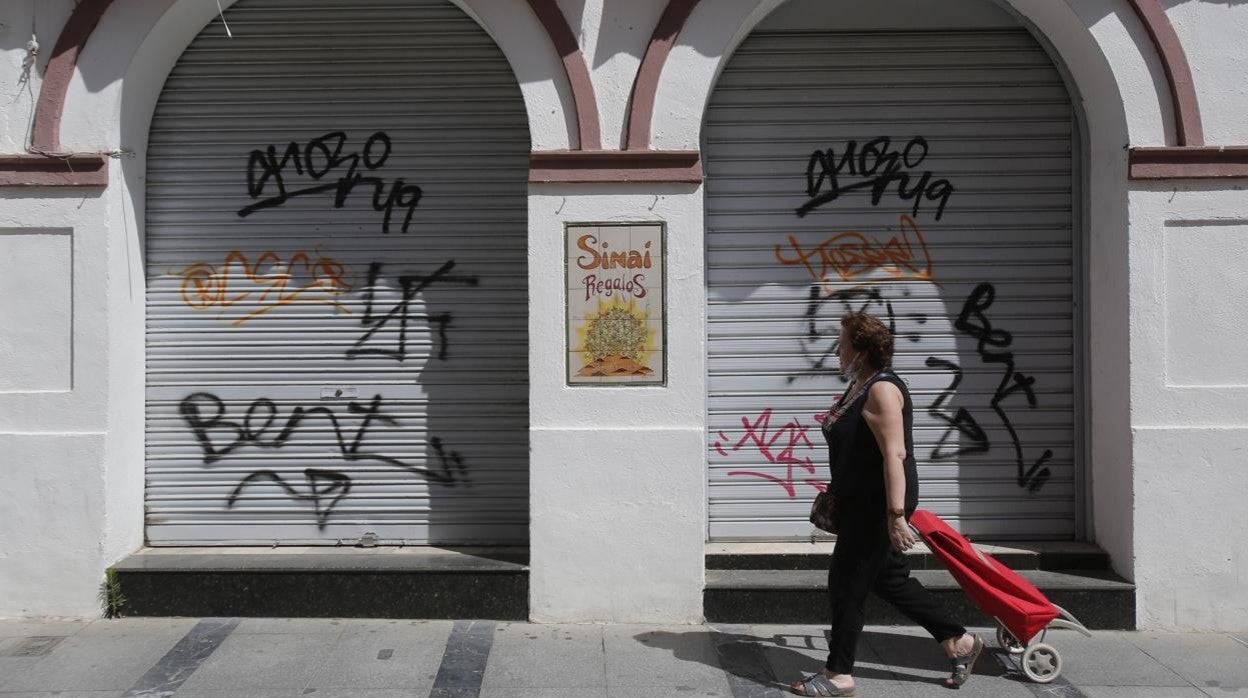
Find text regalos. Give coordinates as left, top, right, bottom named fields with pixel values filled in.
left=577, top=235, right=651, bottom=302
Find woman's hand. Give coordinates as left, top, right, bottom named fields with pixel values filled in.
left=889, top=515, right=915, bottom=552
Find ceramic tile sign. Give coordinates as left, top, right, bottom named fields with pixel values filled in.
left=566, top=223, right=665, bottom=386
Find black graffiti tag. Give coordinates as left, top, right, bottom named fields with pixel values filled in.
left=787, top=284, right=927, bottom=384
left=925, top=356, right=991, bottom=460
left=954, top=283, right=1053, bottom=492
left=228, top=469, right=351, bottom=530
left=799, top=136, right=954, bottom=220
left=346, top=261, right=480, bottom=362
left=180, top=393, right=470, bottom=526
left=239, top=131, right=423, bottom=234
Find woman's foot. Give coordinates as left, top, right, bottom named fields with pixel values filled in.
left=942, top=633, right=984, bottom=689
left=790, top=669, right=855, bottom=696
left=941, top=632, right=976, bottom=658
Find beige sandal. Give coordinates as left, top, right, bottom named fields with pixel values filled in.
left=791, top=672, right=855, bottom=696
left=944, top=633, right=985, bottom=689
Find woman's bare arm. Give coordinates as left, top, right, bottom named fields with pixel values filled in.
left=863, top=380, right=915, bottom=550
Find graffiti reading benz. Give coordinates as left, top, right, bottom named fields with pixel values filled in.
left=775, top=214, right=934, bottom=291
left=176, top=249, right=352, bottom=325
left=953, top=283, right=1053, bottom=492
left=180, top=392, right=469, bottom=528
left=240, top=131, right=423, bottom=234
left=799, top=136, right=954, bottom=220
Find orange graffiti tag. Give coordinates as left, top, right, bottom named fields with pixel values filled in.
left=176, top=249, right=353, bottom=326
left=774, top=213, right=933, bottom=289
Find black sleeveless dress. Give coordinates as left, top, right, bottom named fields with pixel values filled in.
left=820, top=370, right=920, bottom=533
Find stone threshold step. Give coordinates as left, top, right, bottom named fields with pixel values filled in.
left=112, top=547, right=528, bottom=619
left=707, top=541, right=1108, bottom=571
left=114, top=546, right=528, bottom=574
left=705, top=568, right=1135, bottom=629
left=706, top=568, right=1132, bottom=591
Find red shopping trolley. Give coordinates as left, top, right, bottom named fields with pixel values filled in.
left=908, top=509, right=1091, bottom=684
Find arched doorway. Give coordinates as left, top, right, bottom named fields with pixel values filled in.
left=142, top=0, right=530, bottom=546
left=704, top=0, right=1083, bottom=541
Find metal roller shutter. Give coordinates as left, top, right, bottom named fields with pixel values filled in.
left=144, top=0, right=529, bottom=545
left=706, top=29, right=1080, bottom=541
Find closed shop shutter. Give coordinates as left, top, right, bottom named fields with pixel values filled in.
left=144, top=0, right=529, bottom=545
left=706, top=29, right=1079, bottom=540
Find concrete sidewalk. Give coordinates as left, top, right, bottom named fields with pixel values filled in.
left=1, top=618, right=1245, bottom=697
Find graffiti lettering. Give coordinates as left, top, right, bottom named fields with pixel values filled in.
left=181, top=392, right=470, bottom=527
left=787, top=285, right=926, bottom=384
left=228, top=469, right=351, bottom=529
left=178, top=392, right=465, bottom=484
left=954, top=283, right=1053, bottom=492
left=798, top=136, right=954, bottom=220
left=175, top=249, right=352, bottom=325
left=775, top=214, right=933, bottom=291
left=716, top=408, right=826, bottom=498
left=925, top=356, right=990, bottom=460
left=347, top=261, right=479, bottom=362
left=239, top=131, right=422, bottom=234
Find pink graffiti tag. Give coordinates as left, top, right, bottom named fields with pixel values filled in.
left=716, top=409, right=828, bottom=498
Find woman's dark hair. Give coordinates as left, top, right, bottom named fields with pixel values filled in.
left=840, top=312, right=894, bottom=370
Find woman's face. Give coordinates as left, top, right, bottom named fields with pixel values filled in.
left=837, top=326, right=857, bottom=375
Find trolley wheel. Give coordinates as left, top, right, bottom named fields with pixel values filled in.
left=997, top=626, right=1026, bottom=655
left=1021, top=643, right=1062, bottom=683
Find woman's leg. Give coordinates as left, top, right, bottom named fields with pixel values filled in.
left=825, top=533, right=890, bottom=675
left=871, top=548, right=966, bottom=643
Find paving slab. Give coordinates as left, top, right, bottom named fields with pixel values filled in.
left=1080, top=687, right=1209, bottom=697
left=293, top=691, right=425, bottom=698
left=304, top=619, right=451, bottom=691
left=0, top=619, right=91, bottom=638
left=607, top=686, right=731, bottom=698
left=742, top=623, right=902, bottom=695
left=172, top=691, right=300, bottom=698
left=0, top=693, right=123, bottom=698
left=233, top=618, right=349, bottom=635
left=1028, top=628, right=1192, bottom=688
left=480, top=623, right=606, bottom=691
left=0, top=618, right=195, bottom=692
left=861, top=625, right=1032, bottom=697
left=1126, top=631, right=1248, bottom=693
left=603, top=625, right=733, bottom=694
left=177, top=631, right=340, bottom=691
left=483, top=688, right=608, bottom=698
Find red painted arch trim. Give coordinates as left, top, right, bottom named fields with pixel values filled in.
left=1129, top=146, right=1248, bottom=179
left=0, top=154, right=108, bottom=187
left=525, top=0, right=601, bottom=151
left=624, top=0, right=702, bottom=151
left=1125, top=0, right=1204, bottom=147
left=31, top=0, right=117, bottom=154
left=530, top=150, right=702, bottom=183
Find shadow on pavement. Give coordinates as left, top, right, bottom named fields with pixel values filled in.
left=636, top=627, right=1018, bottom=693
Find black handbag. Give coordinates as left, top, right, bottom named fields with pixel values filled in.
left=809, top=490, right=839, bottom=534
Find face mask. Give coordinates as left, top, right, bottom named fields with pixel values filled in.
left=840, top=353, right=862, bottom=380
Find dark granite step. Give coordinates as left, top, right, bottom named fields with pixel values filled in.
left=707, top=541, right=1109, bottom=571
left=111, top=547, right=528, bottom=619
left=704, top=568, right=1135, bottom=629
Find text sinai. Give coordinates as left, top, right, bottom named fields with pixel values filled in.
left=576, top=235, right=653, bottom=270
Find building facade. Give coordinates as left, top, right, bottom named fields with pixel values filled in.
left=1, top=0, right=1246, bottom=629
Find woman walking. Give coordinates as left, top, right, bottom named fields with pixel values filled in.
left=791, top=312, right=983, bottom=697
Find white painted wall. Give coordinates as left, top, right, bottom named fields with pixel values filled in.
left=1127, top=184, right=1248, bottom=630
left=1164, top=0, right=1248, bottom=145
left=1, top=0, right=1246, bottom=627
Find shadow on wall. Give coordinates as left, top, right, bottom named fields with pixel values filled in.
left=123, top=0, right=531, bottom=547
